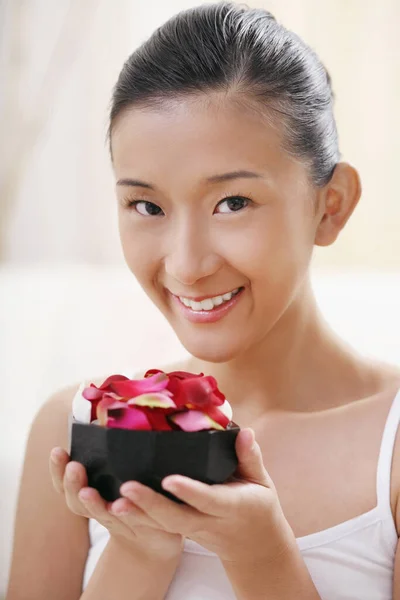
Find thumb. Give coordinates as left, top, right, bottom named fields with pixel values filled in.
left=235, top=428, right=270, bottom=486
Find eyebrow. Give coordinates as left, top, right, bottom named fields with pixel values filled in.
left=116, top=170, right=264, bottom=190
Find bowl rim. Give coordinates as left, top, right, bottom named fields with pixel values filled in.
left=71, top=417, right=240, bottom=433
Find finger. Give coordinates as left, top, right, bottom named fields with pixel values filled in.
left=63, top=461, right=89, bottom=516
left=120, top=482, right=203, bottom=535
left=78, top=487, right=123, bottom=531
left=161, top=475, right=233, bottom=516
left=80, top=489, right=157, bottom=535
left=110, top=497, right=161, bottom=529
left=49, top=447, right=70, bottom=493
left=235, top=428, right=271, bottom=486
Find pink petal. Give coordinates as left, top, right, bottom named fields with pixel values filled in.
left=127, top=393, right=177, bottom=409
left=169, top=410, right=225, bottom=432
left=107, top=407, right=152, bottom=430
left=108, top=372, right=169, bottom=397
left=96, top=396, right=124, bottom=426
left=82, top=386, right=104, bottom=401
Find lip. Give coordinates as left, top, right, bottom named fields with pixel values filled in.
left=169, top=287, right=245, bottom=324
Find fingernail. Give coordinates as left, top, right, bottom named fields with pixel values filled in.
left=79, top=490, right=91, bottom=502
left=244, top=428, right=256, bottom=448
left=120, top=484, right=140, bottom=501
left=162, top=478, right=178, bottom=492
left=66, top=465, right=79, bottom=482
left=112, top=506, right=130, bottom=516
left=50, top=448, right=62, bottom=463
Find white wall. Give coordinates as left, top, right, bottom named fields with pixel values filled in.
left=1, top=0, right=399, bottom=268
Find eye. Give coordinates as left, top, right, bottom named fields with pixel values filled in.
left=215, top=196, right=251, bottom=214
left=126, top=200, right=164, bottom=216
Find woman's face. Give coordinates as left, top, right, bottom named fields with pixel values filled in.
left=111, top=96, right=319, bottom=362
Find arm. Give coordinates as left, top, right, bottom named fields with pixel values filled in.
left=221, top=540, right=321, bottom=600
left=81, top=536, right=180, bottom=600
left=6, top=386, right=89, bottom=600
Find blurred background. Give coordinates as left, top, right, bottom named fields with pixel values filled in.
left=1, top=0, right=399, bottom=594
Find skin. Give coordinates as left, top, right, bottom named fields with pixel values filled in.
left=112, top=92, right=374, bottom=418
left=42, top=92, right=400, bottom=597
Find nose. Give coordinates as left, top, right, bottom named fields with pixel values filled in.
left=164, top=219, right=222, bottom=286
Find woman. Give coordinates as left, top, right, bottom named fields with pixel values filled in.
left=7, top=3, right=400, bottom=599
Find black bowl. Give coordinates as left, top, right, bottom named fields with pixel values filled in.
left=69, top=417, right=240, bottom=503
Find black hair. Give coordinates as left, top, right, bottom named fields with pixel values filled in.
left=109, top=2, right=340, bottom=186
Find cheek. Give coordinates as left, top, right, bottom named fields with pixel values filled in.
left=229, top=209, right=311, bottom=277
left=118, top=218, right=160, bottom=285
left=231, top=210, right=312, bottom=315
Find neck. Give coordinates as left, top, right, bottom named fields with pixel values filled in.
left=186, top=276, right=371, bottom=415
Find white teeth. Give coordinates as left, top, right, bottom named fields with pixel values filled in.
left=199, top=298, right=215, bottom=311
left=213, top=296, right=224, bottom=306
left=179, top=288, right=241, bottom=312
left=191, top=300, right=204, bottom=311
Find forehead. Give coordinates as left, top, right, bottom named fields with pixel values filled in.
left=111, top=95, right=291, bottom=186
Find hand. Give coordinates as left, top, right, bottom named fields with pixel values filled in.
left=113, top=428, right=294, bottom=565
left=49, top=448, right=184, bottom=561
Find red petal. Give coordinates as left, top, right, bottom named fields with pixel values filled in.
left=144, top=408, right=175, bottom=431
left=99, top=374, right=130, bottom=389
left=167, top=371, right=204, bottom=379
left=144, top=369, right=164, bottom=377
left=201, top=404, right=230, bottom=428
left=179, top=376, right=225, bottom=407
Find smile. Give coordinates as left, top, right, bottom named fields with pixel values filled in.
left=178, top=287, right=242, bottom=312
left=169, top=287, right=245, bottom=324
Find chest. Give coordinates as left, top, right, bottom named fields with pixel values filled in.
left=233, top=396, right=399, bottom=539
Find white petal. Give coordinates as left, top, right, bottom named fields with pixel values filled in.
left=72, top=381, right=92, bottom=423
left=218, top=399, right=233, bottom=421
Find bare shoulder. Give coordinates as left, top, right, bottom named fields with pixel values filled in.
left=6, top=379, right=98, bottom=600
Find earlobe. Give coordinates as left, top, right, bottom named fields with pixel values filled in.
left=314, top=162, right=362, bottom=247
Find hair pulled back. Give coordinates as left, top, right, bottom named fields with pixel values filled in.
left=109, top=2, right=340, bottom=186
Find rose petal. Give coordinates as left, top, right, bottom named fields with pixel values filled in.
left=107, top=371, right=169, bottom=397
left=166, top=370, right=204, bottom=379
left=127, top=393, right=177, bottom=409
left=169, top=410, right=225, bottom=432
left=107, top=406, right=152, bottom=430
left=178, top=375, right=225, bottom=408
left=144, top=408, right=175, bottom=431
left=82, top=386, right=104, bottom=401
left=99, top=374, right=130, bottom=389
left=96, top=396, right=124, bottom=426
left=202, top=404, right=230, bottom=428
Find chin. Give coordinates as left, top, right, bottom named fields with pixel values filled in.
left=175, top=330, right=246, bottom=364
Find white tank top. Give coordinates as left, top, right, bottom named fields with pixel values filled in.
left=82, top=388, right=400, bottom=599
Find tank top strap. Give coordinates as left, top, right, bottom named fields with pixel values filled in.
left=376, top=388, right=400, bottom=509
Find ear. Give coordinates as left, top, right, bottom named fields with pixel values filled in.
left=314, top=162, right=362, bottom=247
